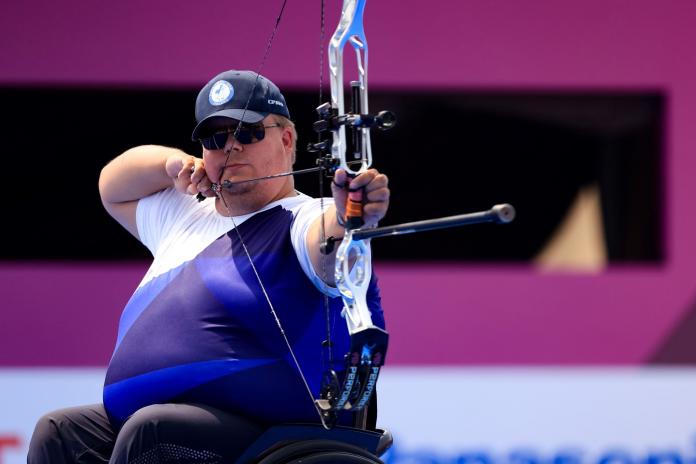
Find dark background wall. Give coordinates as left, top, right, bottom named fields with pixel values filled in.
left=1, top=87, right=662, bottom=262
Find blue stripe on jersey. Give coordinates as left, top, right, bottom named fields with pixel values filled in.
left=103, top=358, right=275, bottom=424
left=114, top=264, right=184, bottom=350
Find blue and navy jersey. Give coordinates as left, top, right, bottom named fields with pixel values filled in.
left=103, top=200, right=385, bottom=427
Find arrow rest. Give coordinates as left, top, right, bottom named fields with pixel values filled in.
left=319, top=236, right=341, bottom=255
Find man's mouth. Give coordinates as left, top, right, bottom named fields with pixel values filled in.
left=217, top=163, right=246, bottom=178
left=215, top=164, right=253, bottom=186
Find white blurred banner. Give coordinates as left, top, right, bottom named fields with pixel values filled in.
left=2, top=367, right=695, bottom=464
left=0, top=369, right=104, bottom=464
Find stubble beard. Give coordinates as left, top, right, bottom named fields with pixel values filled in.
left=215, top=180, right=267, bottom=216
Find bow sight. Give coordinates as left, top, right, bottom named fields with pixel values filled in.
left=308, top=81, right=397, bottom=178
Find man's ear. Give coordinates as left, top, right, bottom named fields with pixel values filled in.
left=281, top=126, right=293, bottom=150
left=281, top=127, right=295, bottom=163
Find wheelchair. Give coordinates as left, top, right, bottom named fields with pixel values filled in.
left=235, top=400, right=392, bottom=463
left=235, top=424, right=392, bottom=463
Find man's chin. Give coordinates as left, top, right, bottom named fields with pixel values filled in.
left=219, top=181, right=256, bottom=197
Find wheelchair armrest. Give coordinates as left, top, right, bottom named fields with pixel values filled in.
left=375, top=428, right=393, bottom=456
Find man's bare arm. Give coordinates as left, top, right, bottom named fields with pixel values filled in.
left=98, top=145, right=210, bottom=238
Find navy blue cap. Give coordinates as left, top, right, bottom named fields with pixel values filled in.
left=192, top=70, right=290, bottom=140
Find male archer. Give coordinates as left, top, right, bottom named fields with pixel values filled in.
left=27, top=70, right=389, bottom=463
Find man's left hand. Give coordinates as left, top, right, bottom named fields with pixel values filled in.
left=331, top=168, right=390, bottom=229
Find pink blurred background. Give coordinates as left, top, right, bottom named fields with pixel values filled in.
left=1, top=0, right=695, bottom=366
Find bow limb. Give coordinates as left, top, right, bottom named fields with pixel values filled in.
left=328, top=0, right=372, bottom=175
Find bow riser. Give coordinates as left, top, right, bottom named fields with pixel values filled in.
left=335, top=234, right=374, bottom=334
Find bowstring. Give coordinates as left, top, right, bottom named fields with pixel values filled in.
left=218, top=194, right=326, bottom=426
left=222, top=0, right=289, bottom=176
left=317, top=0, right=335, bottom=391
left=214, top=0, right=330, bottom=428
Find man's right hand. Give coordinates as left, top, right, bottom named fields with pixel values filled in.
left=165, top=155, right=215, bottom=198
left=100, top=146, right=211, bottom=239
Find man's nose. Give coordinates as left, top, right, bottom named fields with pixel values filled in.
left=224, top=133, right=244, bottom=152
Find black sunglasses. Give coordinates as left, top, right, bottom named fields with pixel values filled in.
left=199, top=122, right=281, bottom=150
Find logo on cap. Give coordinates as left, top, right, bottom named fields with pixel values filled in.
left=209, top=80, right=234, bottom=106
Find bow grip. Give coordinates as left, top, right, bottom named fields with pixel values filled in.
left=343, top=174, right=365, bottom=230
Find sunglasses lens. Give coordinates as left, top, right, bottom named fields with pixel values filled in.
left=200, top=136, right=213, bottom=150
left=234, top=124, right=266, bottom=144
left=200, top=122, right=269, bottom=148
left=235, top=126, right=253, bottom=144
left=253, top=126, right=266, bottom=142
left=212, top=132, right=228, bottom=149
left=200, top=132, right=227, bottom=150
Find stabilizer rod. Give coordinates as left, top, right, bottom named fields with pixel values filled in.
left=352, top=203, right=515, bottom=241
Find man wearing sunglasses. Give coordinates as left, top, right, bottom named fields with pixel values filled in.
left=28, top=70, right=389, bottom=463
